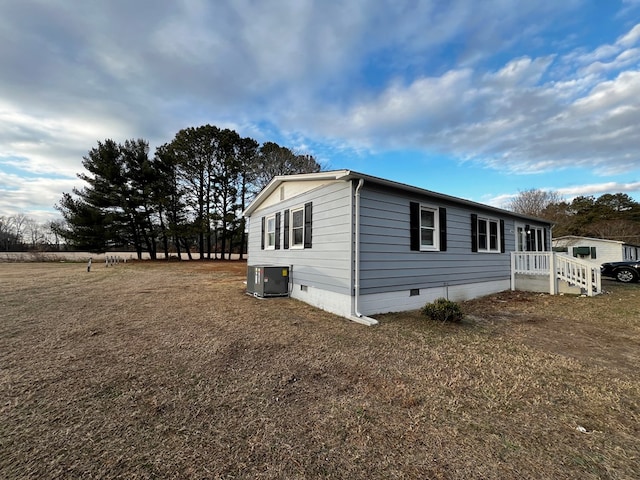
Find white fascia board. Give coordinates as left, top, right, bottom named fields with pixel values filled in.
left=243, top=170, right=352, bottom=217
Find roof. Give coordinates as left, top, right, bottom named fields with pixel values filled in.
left=553, top=235, right=639, bottom=247
left=243, top=169, right=553, bottom=224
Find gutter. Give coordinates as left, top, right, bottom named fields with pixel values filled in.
left=351, top=178, right=379, bottom=326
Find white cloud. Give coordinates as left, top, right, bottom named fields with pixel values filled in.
left=617, top=23, right=640, bottom=48
left=0, top=173, right=78, bottom=223
left=487, top=56, right=555, bottom=86
left=0, top=100, right=131, bottom=177
left=557, top=181, right=640, bottom=197
left=566, top=22, right=640, bottom=71
left=485, top=181, right=640, bottom=209
left=296, top=22, right=640, bottom=176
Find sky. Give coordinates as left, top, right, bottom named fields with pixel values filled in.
left=2, top=0, right=640, bottom=225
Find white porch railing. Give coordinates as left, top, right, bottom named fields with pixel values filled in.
left=555, top=254, right=602, bottom=296
left=511, top=252, right=551, bottom=275
left=511, top=252, right=602, bottom=296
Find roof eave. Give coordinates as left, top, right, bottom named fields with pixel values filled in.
left=244, top=169, right=553, bottom=225
left=242, top=170, right=352, bottom=217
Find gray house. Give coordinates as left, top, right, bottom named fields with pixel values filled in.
left=243, top=170, right=553, bottom=325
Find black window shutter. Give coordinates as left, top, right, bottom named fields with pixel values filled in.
left=275, top=212, right=281, bottom=250
left=261, top=217, right=265, bottom=250
left=471, top=214, right=478, bottom=252
left=283, top=209, right=290, bottom=249
left=410, top=202, right=420, bottom=251
left=304, top=202, right=312, bottom=248
left=500, top=219, right=505, bottom=253
left=439, top=207, right=447, bottom=251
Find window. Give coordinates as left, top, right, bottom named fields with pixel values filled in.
left=286, top=202, right=312, bottom=249
left=624, top=246, right=639, bottom=261
left=420, top=206, right=439, bottom=250
left=260, top=212, right=281, bottom=250
left=472, top=215, right=503, bottom=253
left=410, top=202, right=447, bottom=252
left=265, top=215, right=276, bottom=249
left=291, top=207, right=304, bottom=247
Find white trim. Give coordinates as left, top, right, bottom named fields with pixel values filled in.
left=265, top=214, right=276, bottom=250
left=515, top=222, right=548, bottom=252
left=476, top=216, right=500, bottom=253
left=244, top=171, right=352, bottom=216
left=419, top=204, right=440, bottom=251
left=289, top=206, right=305, bottom=248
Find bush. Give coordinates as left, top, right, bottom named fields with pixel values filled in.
left=421, top=298, right=464, bottom=323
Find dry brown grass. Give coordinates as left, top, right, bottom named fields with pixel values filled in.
left=1, top=261, right=639, bottom=479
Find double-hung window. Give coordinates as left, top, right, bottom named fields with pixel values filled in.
left=261, top=212, right=281, bottom=250
left=410, top=202, right=447, bottom=252
left=420, top=206, right=439, bottom=251
left=283, top=202, right=312, bottom=249
left=473, top=215, right=502, bottom=253
left=265, top=215, right=276, bottom=249
left=290, top=207, right=304, bottom=248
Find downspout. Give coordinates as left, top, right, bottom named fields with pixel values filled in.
left=352, top=178, right=378, bottom=326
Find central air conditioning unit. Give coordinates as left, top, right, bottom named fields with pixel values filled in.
left=246, top=265, right=290, bottom=298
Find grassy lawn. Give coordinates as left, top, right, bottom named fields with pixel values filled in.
left=1, top=261, right=639, bottom=479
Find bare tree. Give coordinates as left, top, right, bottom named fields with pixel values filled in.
left=591, top=219, right=640, bottom=245
left=506, top=189, right=564, bottom=218
left=0, top=215, right=12, bottom=250
left=25, top=217, right=46, bottom=247
left=46, top=220, right=65, bottom=250
left=251, top=142, right=322, bottom=191
left=9, top=214, right=29, bottom=247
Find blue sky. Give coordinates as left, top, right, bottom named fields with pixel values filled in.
left=1, top=0, right=640, bottom=224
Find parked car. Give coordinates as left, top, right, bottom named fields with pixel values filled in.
left=600, top=261, right=640, bottom=283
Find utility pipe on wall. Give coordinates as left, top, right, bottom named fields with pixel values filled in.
left=352, top=178, right=378, bottom=326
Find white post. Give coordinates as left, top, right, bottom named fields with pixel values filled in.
left=549, top=252, right=557, bottom=295
left=510, top=252, right=516, bottom=291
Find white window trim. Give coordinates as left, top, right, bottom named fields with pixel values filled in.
left=265, top=214, right=276, bottom=250
left=420, top=204, right=440, bottom=252
left=477, top=216, right=501, bottom=253
left=290, top=206, right=305, bottom=249
left=532, top=227, right=545, bottom=252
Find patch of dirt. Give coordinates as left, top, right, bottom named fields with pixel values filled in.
left=462, top=286, right=640, bottom=378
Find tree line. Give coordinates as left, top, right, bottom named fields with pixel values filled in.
left=507, top=189, right=640, bottom=245
left=0, top=214, right=63, bottom=252
left=54, top=125, right=322, bottom=259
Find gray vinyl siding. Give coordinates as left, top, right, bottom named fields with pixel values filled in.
left=248, top=178, right=552, bottom=300
left=358, top=184, right=546, bottom=295
left=247, top=181, right=353, bottom=295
